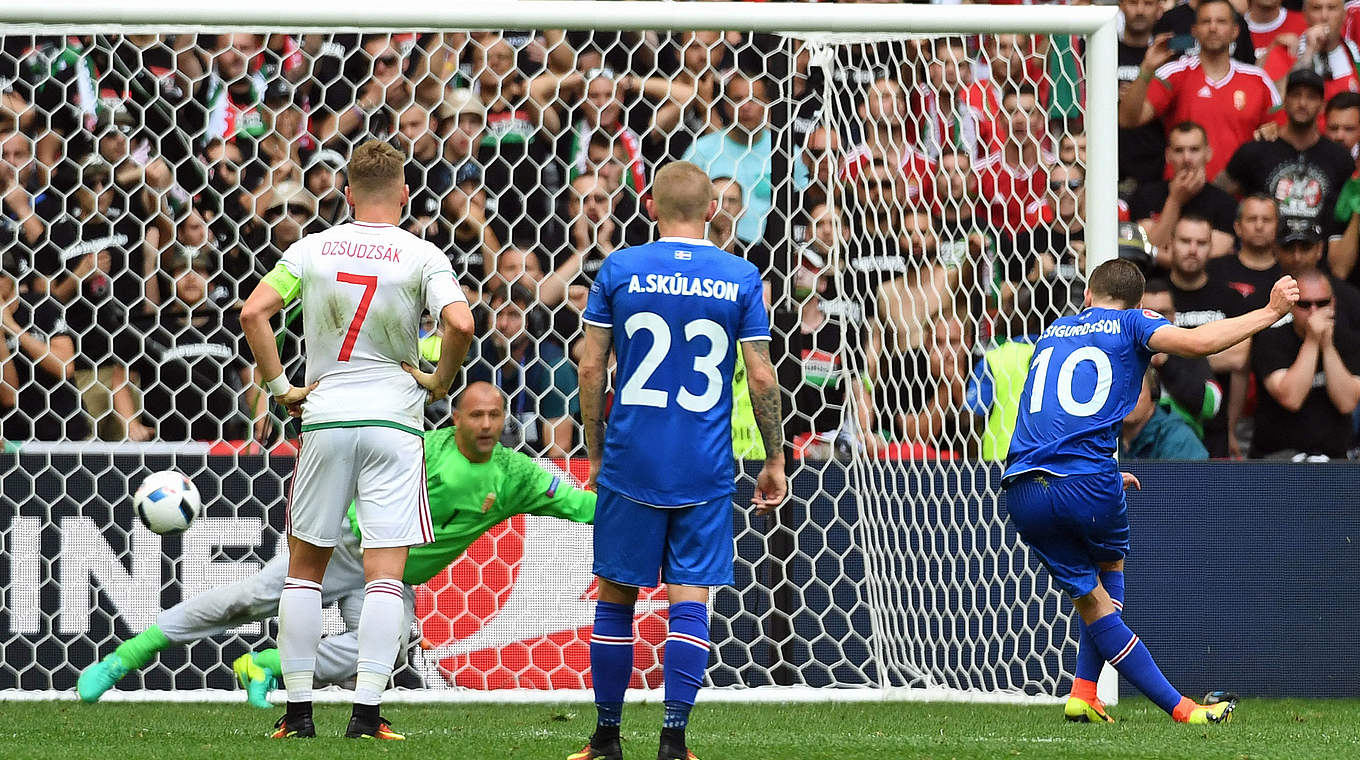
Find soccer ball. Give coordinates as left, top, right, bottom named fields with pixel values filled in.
left=132, top=470, right=202, bottom=534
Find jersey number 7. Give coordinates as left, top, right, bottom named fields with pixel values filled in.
left=335, top=271, right=378, bottom=362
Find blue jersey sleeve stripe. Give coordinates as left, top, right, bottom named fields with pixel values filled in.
left=582, top=317, right=613, bottom=328
left=737, top=333, right=770, bottom=342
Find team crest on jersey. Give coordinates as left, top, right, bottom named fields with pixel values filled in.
left=1141, top=309, right=1162, bottom=320
left=1234, top=90, right=1246, bottom=110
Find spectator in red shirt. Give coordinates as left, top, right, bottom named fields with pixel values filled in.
left=1247, top=0, right=1309, bottom=62
left=964, top=33, right=1045, bottom=158
left=1261, top=0, right=1360, bottom=132
left=976, top=84, right=1052, bottom=241
left=1120, top=0, right=1281, bottom=183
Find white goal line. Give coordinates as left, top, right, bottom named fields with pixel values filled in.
left=0, top=687, right=1064, bottom=705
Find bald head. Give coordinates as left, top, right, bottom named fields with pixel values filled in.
left=453, top=381, right=507, bottom=461
left=650, top=161, right=715, bottom=225
left=457, top=381, right=504, bottom=411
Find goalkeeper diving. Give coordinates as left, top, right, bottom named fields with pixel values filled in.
left=77, top=382, right=596, bottom=706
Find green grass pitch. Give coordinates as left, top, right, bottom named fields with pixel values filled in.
left=7, top=698, right=1360, bottom=760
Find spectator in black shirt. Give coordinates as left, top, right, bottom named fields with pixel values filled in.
left=1251, top=268, right=1360, bottom=458
left=0, top=129, right=55, bottom=293
left=1209, top=194, right=1284, bottom=310
left=126, top=253, right=263, bottom=442
left=1167, top=214, right=1249, bottom=455
left=1129, top=121, right=1238, bottom=260
left=0, top=255, right=86, bottom=441
left=1118, top=0, right=1170, bottom=189
left=1275, top=214, right=1360, bottom=330
left=1220, top=69, right=1353, bottom=236
left=1153, top=0, right=1259, bottom=66
left=775, top=245, right=880, bottom=458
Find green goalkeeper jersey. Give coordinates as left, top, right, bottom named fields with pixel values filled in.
left=346, top=427, right=596, bottom=585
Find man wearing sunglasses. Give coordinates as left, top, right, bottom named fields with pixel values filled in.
left=1250, top=266, right=1360, bottom=457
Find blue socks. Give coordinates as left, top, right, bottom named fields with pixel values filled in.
left=590, top=599, right=712, bottom=733
left=1073, top=570, right=1126, bottom=685
left=663, top=601, right=711, bottom=730
left=1087, top=611, right=1183, bottom=715
left=590, top=601, right=634, bottom=728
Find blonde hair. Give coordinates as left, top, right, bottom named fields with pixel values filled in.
left=346, top=139, right=405, bottom=201
left=651, top=161, right=713, bottom=223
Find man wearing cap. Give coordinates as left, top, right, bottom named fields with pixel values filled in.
left=1275, top=214, right=1360, bottom=331
left=1220, top=68, right=1354, bottom=237
left=438, top=89, right=500, bottom=292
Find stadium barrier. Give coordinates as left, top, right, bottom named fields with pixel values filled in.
left=2, top=453, right=1353, bottom=698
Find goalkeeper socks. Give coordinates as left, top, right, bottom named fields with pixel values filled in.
left=354, top=578, right=405, bottom=706
left=662, top=601, right=711, bottom=729
left=115, top=624, right=170, bottom=670
left=1087, top=612, right=1182, bottom=715
left=590, top=600, right=635, bottom=728
left=1072, top=571, right=1126, bottom=695
left=279, top=576, right=323, bottom=703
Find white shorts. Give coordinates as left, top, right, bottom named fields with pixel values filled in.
left=286, top=425, right=432, bottom=549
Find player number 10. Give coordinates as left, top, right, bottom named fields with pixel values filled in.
left=619, top=311, right=728, bottom=413
left=1027, top=345, right=1113, bottom=418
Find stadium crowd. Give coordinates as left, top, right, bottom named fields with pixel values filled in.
left=2, top=0, right=1359, bottom=461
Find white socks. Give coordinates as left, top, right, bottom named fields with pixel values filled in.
left=353, top=578, right=405, bottom=706
left=278, top=576, right=323, bottom=702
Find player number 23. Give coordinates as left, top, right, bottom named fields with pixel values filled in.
left=1028, top=345, right=1113, bottom=418
left=619, top=311, right=728, bottom=413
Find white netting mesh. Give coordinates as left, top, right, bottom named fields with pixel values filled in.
left=0, top=19, right=1095, bottom=698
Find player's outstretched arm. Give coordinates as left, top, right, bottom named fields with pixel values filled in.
left=579, top=324, right=613, bottom=489
left=741, top=339, right=786, bottom=514
left=1148, top=275, right=1299, bottom=358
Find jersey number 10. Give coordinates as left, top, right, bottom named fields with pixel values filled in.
left=619, top=312, right=729, bottom=413
left=1027, top=345, right=1114, bottom=418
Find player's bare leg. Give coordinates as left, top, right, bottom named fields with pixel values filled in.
left=1066, top=559, right=1123, bottom=723
left=344, top=545, right=410, bottom=740
left=1071, top=574, right=1236, bottom=724
left=273, top=536, right=333, bottom=738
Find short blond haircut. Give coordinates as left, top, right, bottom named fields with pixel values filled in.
left=346, top=139, right=405, bottom=201
left=651, top=161, right=713, bottom=223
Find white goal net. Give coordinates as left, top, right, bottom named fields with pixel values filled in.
left=0, top=2, right=1118, bottom=700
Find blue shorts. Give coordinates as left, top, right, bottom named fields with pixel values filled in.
left=592, top=485, right=735, bottom=588
left=1003, top=469, right=1130, bottom=598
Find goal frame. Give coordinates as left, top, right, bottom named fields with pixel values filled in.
left=0, top=0, right=1121, bottom=704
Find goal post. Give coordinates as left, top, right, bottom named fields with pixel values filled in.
left=0, top=1, right=1120, bottom=703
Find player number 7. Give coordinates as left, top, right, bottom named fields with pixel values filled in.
left=335, top=271, right=378, bottom=362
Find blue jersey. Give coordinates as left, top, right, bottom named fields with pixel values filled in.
left=1003, top=307, right=1171, bottom=481
left=583, top=237, right=770, bottom=506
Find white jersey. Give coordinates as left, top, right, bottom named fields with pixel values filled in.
left=278, top=221, right=464, bottom=433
